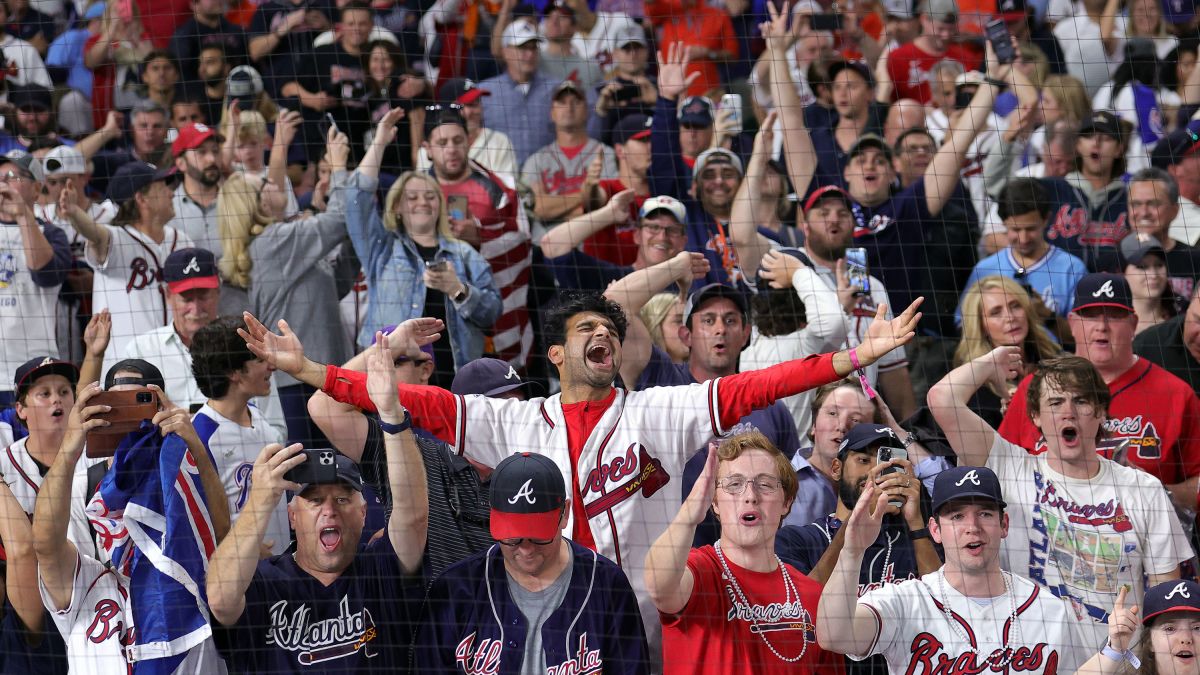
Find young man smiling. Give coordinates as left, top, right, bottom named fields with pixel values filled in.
left=929, top=348, right=1191, bottom=647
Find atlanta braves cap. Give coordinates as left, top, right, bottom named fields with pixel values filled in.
left=683, top=283, right=748, bottom=326
left=163, top=247, right=219, bottom=294
left=639, top=194, right=687, bottom=223
left=14, top=356, right=79, bottom=394
left=837, top=423, right=901, bottom=460
left=932, top=466, right=1006, bottom=514
left=1072, top=273, right=1134, bottom=314
left=490, top=452, right=566, bottom=541
left=451, top=357, right=544, bottom=397
left=1143, top=580, right=1200, bottom=624
left=677, top=95, right=714, bottom=127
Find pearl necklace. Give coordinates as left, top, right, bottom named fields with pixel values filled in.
left=823, top=515, right=894, bottom=586
left=934, top=569, right=1022, bottom=665
left=713, top=540, right=809, bottom=663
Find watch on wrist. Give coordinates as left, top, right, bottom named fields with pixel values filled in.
left=453, top=285, right=469, bottom=303
left=910, top=527, right=931, bottom=540
left=378, top=410, right=412, bottom=435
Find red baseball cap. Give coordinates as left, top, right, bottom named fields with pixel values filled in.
left=172, top=123, right=223, bottom=158
left=438, top=78, right=491, bottom=106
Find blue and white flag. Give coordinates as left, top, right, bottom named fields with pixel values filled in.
left=86, top=424, right=218, bottom=675
left=1132, top=82, right=1166, bottom=146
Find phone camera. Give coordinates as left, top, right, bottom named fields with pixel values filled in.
left=136, top=392, right=152, bottom=403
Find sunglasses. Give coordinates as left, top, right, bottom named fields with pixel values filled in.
left=496, top=536, right=556, bottom=547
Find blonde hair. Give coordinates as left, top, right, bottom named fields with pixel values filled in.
left=382, top=172, right=456, bottom=240
left=216, top=173, right=272, bottom=289
left=219, top=95, right=279, bottom=127
left=956, top=276, right=1061, bottom=390
left=1042, top=74, right=1092, bottom=126
left=639, top=293, right=681, bottom=354
left=236, top=111, right=268, bottom=144
left=715, top=431, right=799, bottom=516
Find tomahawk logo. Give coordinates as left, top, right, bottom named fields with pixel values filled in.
left=39, top=356, right=53, bottom=367
left=182, top=256, right=200, bottom=274
left=955, top=470, right=982, bottom=487
left=1092, top=280, right=1116, bottom=298
left=1165, top=582, right=1193, bottom=600
left=508, top=479, right=537, bottom=505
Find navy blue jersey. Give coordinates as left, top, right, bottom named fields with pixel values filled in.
left=415, top=540, right=649, bottom=675
left=214, top=535, right=421, bottom=674
left=776, top=515, right=925, bottom=593
left=1039, top=176, right=1129, bottom=271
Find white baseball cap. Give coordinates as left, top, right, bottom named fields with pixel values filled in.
left=639, top=195, right=687, bottom=223
left=502, top=20, right=544, bottom=47
left=43, top=145, right=86, bottom=176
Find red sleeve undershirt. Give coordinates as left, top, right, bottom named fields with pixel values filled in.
left=714, top=353, right=838, bottom=431
left=323, top=366, right=461, bottom=445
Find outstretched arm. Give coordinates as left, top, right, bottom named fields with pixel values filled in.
left=645, top=446, right=715, bottom=615
left=540, top=189, right=636, bottom=259
left=925, top=52, right=1005, bottom=216
left=730, top=110, right=780, bottom=278
left=816, top=482, right=891, bottom=655
left=58, top=180, right=112, bottom=264
left=926, top=346, right=1023, bottom=466
left=33, top=383, right=108, bottom=612
left=365, top=332, right=428, bottom=575
left=206, top=442, right=306, bottom=626
left=763, top=2, right=816, bottom=198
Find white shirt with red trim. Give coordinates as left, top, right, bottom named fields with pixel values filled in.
left=0, top=437, right=106, bottom=558
left=86, top=224, right=192, bottom=380
left=854, top=570, right=1091, bottom=675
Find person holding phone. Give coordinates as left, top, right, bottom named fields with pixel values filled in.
left=346, top=108, right=501, bottom=388
left=206, top=331, right=429, bottom=672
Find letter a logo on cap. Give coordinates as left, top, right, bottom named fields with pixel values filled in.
left=1092, top=280, right=1116, bottom=298
left=505, top=365, right=519, bottom=381
left=182, top=257, right=200, bottom=274
left=39, top=356, right=52, bottom=367
left=1166, top=582, right=1193, bottom=600
left=508, top=479, right=537, bottom=505
left=955, top=469, right=982, bottom=487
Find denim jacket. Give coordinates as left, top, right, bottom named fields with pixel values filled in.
left=345, top=171, right=502, bottom=369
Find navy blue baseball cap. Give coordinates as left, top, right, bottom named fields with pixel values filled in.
left=678, top=96, right=714, bottom=127
left=1072, top=273, right=1134, bottom=314
left=1150, top=119, right=1200, bottom=168
left=683, top=283, right=748, bottom=326
left=14, top=356, right=78, bottom=393
left=297, top=450, right=365, bottom=495
left=107, top=161, right=178, bottom=205
left=837, top=424, right=900, bottom=460
left=451, top=358, right=543, bottom=397
left=932, top=466, right=1006, bottom=514
left=490, top=452, right=566, bottom=541
left=104, top=358, right=165, bottom=390
left=612, top=114, right=652, bottom=145
left=1143, top=580, right=1200, bottom=624
left=164, top=248, right=219, bottom=294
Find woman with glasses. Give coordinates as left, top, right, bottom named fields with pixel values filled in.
left=215, top=126, right=355, bottom=445
left=645, top=430, right=845, bottom=673
left=955, top=275, right=1061, bottom=425
left=345, top=108, right=501, bottom=388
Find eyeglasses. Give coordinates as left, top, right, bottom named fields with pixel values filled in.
left=639, top=221, right=686, bottom=238
left=0, top=171, right=29, bottom=183
left=717, top=475, right=783, bottom=495
left=254, top=176, right=275, bottom=200
left=497, top=536, right=556, bottom=547
left=425, top=103, right=465, bottom=113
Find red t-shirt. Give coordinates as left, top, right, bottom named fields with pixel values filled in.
left=648, top=0, right=738, bottom=96
left=662, top=546, right=845, bottom=675
left=886, top=42, right=982, bottom=104
left=135, top=0, right=191, bottom=48
left=998, top=359, right=1200, bottom=488
left=581, top=178, right=643, bottom=267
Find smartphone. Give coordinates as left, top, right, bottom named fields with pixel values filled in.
left=448, top=194, right=469, bottom=222
left=877, top=446, right=909, bottom=508
left=322, top=112, right=339, bottom=135
left=810, top=13, right=843, bottom=31
left=283, top=448, right=339, bottom=487
left=718, top=93, right=743, bottom=135
left=614, top=82, right=642, bottom=104
left=424, top=257, right=448, bottom=272
left=85, top=389, right=160, bottom=458
left=845, top=247, right=870, bottom=296
left=985, top=19, right=1016, bottom=65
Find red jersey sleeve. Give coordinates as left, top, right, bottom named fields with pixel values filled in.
left=716, top=354, right=837, bottom=430
left=997, top=374, right=1038, bottom=450
left=1176, top=392, right=1200, bottom=484
left=322, top=365, right=461, bottom=444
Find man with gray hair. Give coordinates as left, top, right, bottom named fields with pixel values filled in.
left=1110, top=167, right=1200, bottom=299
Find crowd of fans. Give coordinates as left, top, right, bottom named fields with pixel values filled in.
left=2, top=0, right=1200, bottom=671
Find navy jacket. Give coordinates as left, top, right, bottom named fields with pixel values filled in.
left=1039, top=175, right=1129, bottom=271
left=414, top=540, right=650, bottom=674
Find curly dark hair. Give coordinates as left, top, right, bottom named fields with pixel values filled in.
left=542, top=292, right=628, bottom=348
left=191, top=316, right=257, bottom=400
left=750, top=287, right=809, bottom=337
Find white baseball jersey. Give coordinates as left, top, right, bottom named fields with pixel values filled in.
left=192, top=403, right=289, bottom=555
left=1, top=437, right=106, bottom=559
left=86, top=224, right=192, bottom=380
left=38, top=552, right=226, bottom=674
left=987, top=435, right=1193, bottom=647
left=450, top=383, right=724, bottom=648
left=0, top=221, right=63, bottom=387
left=855, top=570, right=1092, bottom=675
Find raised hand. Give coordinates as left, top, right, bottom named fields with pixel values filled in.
left=754, top=110, right=777, bottom=152
left=679, top=444, right=718, bottom=526
left=83, top=309, right=111, bottom=358
left=857, top=297, right=923, bottom=366
left=1107, top=586, right=1139, bottom=653
left=250, top=443, right=306, bottom=501
left=326, top=127, right=350, bottom=170
left=978, top=346, right=1023, bottom=402
left=57, top=179, right=82, bottom=221
left=365, top=332, right=401, bottom=418
left=760, top=1, right=791, bottom=54
left=274, top=109, right=302, bottom=147
left=843, top=481, right=890, bottom=556
left=385, top=318, right=445, bottom=361
left=239, top=312, right=308, bottom=376
left=372, top=107, right=406, bottom=146
left=759, top=248, right=806, bottom=289
left=657, top=41, right=700, bottom=101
